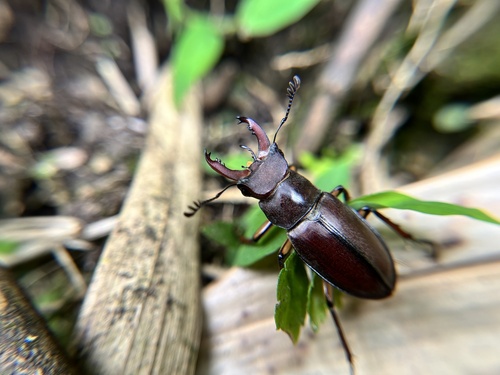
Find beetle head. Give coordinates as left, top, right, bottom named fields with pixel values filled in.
left=205, top=117, right=288, bottom=199
left=184, top=75, right=300, bottom=217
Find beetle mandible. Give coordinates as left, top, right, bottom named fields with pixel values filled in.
left=185, top=75, right=419, bottom=370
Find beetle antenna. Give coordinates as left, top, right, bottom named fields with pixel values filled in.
left=272, top=75, right=301, bottom=144
left=184, top=183, right=238, bottom=217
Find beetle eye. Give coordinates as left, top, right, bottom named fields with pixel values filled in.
left=237, top=184, right=252, bottom=197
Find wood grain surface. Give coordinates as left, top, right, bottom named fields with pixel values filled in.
left=72, top=67, right=203, bottom=375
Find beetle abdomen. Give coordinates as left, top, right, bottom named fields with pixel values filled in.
left=288, top=193, right=396, bottom=299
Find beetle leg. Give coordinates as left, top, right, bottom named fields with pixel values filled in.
left=249, top=220, right=293, bottom=269
left=324, top=283, right=355, bottom=374
left=359, top=206, right=438, bottom=258
left=252, top=220, right=273, bottom=242
left=331, top=185, right=351, bottom=202
left=238, top=219, right=274, bottom=244
left=358, top=206, right=418, bottom=239
left=277, top=239, right=293, bottom=269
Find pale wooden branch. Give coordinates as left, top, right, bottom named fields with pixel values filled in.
left=72, top=66, right=202, bottom=375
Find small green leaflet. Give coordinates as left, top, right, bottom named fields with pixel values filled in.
left=306, top=272, right=328, bottom=333
left=236, top=0, right=321, bottom=37
left=299, top=148, right=361, bottom=192
left=0, top=240, right=18, bottom=255
left=233, top=229, right=287, bottom=267
left=275, top=252, right=309, bottom=343
left=172, top=16, right=224, bottom=107
left=161, top=0, right=184, bottom=25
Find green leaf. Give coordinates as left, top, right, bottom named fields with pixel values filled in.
left=162, top=0, right=185, bottom=25
left=232, top=227, right=287, bottom=267
left=89, top=13, right=113, bottom=37
left=172, top=16, right=224, bottom=106
left=240, top=204, right=269, bottom=238
left=349, top=191, right=500, bottom=225
left=231, top=205, right=287, bottom=266
left=433, top=103, right=473, bottom=133
left=236, top=0, right=321, bottom=37
left=0, top=240, right=18, bottom=255
left=275, top=252, right=309, bottom=343
left=201, top=221, right=241, bottom=264
left=201, top=206, right=287, bottom=266
left=307, top=272, right=327, bottom=332
left=202, top=221, right=239, bottom=248
left=299, top=148, right=361, bottom=192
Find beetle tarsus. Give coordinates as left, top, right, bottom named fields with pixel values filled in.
left=331, top=185, right=351, bottom=202
left=184, top=201, right=202, bottom=217
left=183, top=183, right=238, bottom=217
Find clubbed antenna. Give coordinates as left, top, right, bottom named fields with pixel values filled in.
left=184, top=183, right=237, bottom=217
left=272, top=75, right=301, bottom=144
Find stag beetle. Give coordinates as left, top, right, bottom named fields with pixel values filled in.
left=185, top=76, right=421, bottom=370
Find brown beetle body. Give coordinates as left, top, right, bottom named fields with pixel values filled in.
left=200, top=114, right=396, bottom=299
left=185, top=76, right=403, bottom=369
left=185, top=76, right=397, bottom=300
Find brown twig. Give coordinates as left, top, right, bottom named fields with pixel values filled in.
left=293, top=0, right=403, bottom=155
left=361, top=0, right=500, bottom=193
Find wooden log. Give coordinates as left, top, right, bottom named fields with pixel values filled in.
left=72, top=67, right=202, bottom=375
left=0, top=266, right=76, bottom=374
